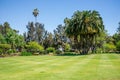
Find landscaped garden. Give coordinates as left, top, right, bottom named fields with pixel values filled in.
left=0, top=1, right=120, bottom=80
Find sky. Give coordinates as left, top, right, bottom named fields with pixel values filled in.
left=0, top=0, right=120, bottom=35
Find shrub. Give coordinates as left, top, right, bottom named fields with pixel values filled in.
left=26, top=41, right=44, bottom=53
left=0, top=44, right=11, bottom=54
left=0, top=49, right=3, bottom=55
left=64, top=52, right=74, bottom=55
left=0, top=44, right=11, bottom=49
left=21, top=51, right=32, bottom=56
left=55, top=50, right=62, bottom=55
left=116, top=41, right=120, bottom=51
left=13, top=49, right=17, bottom=53
left=96, top=48, right=103, bottom=53
left=40, top=50, right=47, bottom=55
left=64, top=43, right=70, bottom=52
left=75, top=49, right=80, bottom=54
left=103, top=43, right=116, bottom=52
left=46, top=47, right=55, bottom=53
left=7, top=49, right=13, bottom=54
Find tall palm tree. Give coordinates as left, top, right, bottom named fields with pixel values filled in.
left=33, top=8, right=39, bottom=23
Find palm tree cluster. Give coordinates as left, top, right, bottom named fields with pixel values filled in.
left=64, top=10, right=104, bottom=54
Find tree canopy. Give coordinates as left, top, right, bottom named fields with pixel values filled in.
left=64, top=10, right=104, bottom=54
left=1, top=9, right=120, bottom=56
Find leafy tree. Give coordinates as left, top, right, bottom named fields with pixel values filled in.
left=0, top=22, right=11, bottom=37
left=113, top=33, right=120, bottom=45
left=0, top=34, right=6, bottom=44
left=106, top=35, right=114, bottom=44
left=113, top=22, right=120, bottom=45
left=24, top=22, right=46, bottom=45
left=3, top=22, right=11, bottom=36
left=5, top=29, right=17, bottom=49
left=117, top=22, right=120, bottom=33
left=53, top=24, right=68, bottom=49
left=0, top=25, right=3, bottom=34
left=15, top=35, right=25, bottom=52
left=35, top=22, right=45, bottom=45
left=25, top=22, right=35, bottom=42
left=5, top=29, right=25, bottom=51
left=0, top=22, right=25, bottom=54
left=64, top=10, right=104, bottom=54
left=96, top=31, right=107, bottom=49
left=43, top=32, right=53, bottom=49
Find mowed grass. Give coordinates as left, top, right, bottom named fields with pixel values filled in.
left=0, top=54, right=120, bottom=80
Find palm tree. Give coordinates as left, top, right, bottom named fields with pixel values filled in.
left=64, top=10, right=104, bottom=54
left=33, top=8, right=39, bottom=23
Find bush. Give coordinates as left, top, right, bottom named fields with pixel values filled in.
left=7, top=49, right=13, bottom=54
left=0, top=49, right=3, bottom=55
left=75, top=49, right=80, bottom=54
left=64, top=43, right=70, bottom=52
left=46, top=47, right=55, bottom=53
left=55, top=50, right=62, bottom=55
left=13, top=49, right=17, bottom=53
left=103, top=43, right=116, bottom=52
left=0, top=44, right=11, bottom=49
left=116, top=41, right=120, bottom=51
left=26, top=41, right=44, bottom=53
left=64, top=52, right=74, bottom=55
left=21, top=51, right=32, bottom=56
left=0, top=44, right=11, bottom=54
left=8, top=49, right=17, bottom=54
left=96, top=48, right=103, bottom=53
left=40, top=50, right=47, bottom=55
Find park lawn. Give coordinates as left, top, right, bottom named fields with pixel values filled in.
left=0, top=54, right=120, bottom=80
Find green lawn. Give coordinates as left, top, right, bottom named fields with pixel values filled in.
left=0, top=54, right=120, bottom=80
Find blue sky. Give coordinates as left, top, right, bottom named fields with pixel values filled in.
left=0, top=0, right=120, bottom=35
